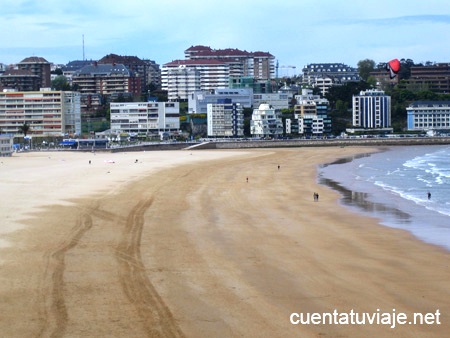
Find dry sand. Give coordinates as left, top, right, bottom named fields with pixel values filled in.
left=0, top=147, right=448, bottom=338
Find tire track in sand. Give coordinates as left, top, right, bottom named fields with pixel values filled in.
left=38, top=213, right=93, bottom=338
left=116, top=198, right=185, bottom=338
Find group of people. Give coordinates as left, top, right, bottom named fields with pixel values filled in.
left=313, top=192, right=319, bottom=202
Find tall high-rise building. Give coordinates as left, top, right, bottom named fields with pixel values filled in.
left=207, top=99, right=244, bottom=137
left=17, top=56, right=51, bottom=88
left=162, top=46, right=275, bottom=101
left=352, top=89, right=391, bottom=128
left=250, top=104, right=283, bottom=137
left=0, top=89, right=81, bottom=136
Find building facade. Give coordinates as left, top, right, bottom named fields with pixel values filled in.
left=0, top=89, right=81, bottom=136
left=72, top=63, right=142, bottom=97
left=17, top=56, right=51, bottom=88
left=408, top=63, right=450, bottom=94
left=185, top=45, right=275, bottom=81
left=207, top=99, right=244, bottom=137
left=0, top=69, right=41, bottom=91
left=302, top=63, right=360, bottom=96
left=162, top=60, right=228, bottom=100
left=0, top=134, right=13, bottom=156
left=250, top=104, right=283, bottom=137
left=294, top=98, right=332, bottom=136
left=163, top=46, right=275, bottom=101
left=189, top=88, right=253, bottom=114
left=253, top=93, right=290, bottom=111
left=406, top=101, right=450, bottom=131
left=110, top=101, right=180, bottom=137
left=352, top=89, right=391, bottom=129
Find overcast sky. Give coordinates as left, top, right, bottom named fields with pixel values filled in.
left=1, top=0, right=450, bottom=75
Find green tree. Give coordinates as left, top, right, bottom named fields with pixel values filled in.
left=51, top=75, right=71, bottom=91
left=325, top=81, right=371, bottom=110
left=18, top=123, right=30, bottom=136
left=357, top=59, right=376, bottom=81
left=398, top=58, right=415, bottom=80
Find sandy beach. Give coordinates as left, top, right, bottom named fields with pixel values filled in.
left=0, top=147, right=448, bottom=338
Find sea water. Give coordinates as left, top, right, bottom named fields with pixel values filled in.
left=319, top=145, right=450, bottom=251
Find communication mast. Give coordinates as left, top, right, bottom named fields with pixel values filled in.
left=82, top=34, right=85, bottom=61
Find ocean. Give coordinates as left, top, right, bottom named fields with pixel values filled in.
left=319, top=145, right=450, bottom=251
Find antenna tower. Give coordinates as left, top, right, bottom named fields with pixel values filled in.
left=82, top=34, right=85, bottom=61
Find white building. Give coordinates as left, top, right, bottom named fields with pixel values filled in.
left=207, top=101, right=244, bottom=137
left=0, top=134, right=13, bottom=156
left=185, top=45, right=275, bottom=81
left=162, top=60, right=229, bottom=100
left=407, top=101, right=450, bottom=131
left=0, top=89, right=81, bottom=136
left=250, top=104, right=283, bottom=137
left=352, top=89, right=391, bottom=129
left=253, top=93, right=289, bottom=111
left=110, top=101, right=180, bottom=137
left=302, top=63, right=360, bottom=96
left=189, top=88, right=253, bottom=114
left=292, top=89, right=331, bottom=135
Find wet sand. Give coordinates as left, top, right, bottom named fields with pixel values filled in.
left=0, top=148, right=448, bottom=337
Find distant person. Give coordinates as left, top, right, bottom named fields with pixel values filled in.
left=427, top=192, right=431, bottom=200
left=246, top=177, right=249, bottom=183
left=278, top=165, right=280, bottom=170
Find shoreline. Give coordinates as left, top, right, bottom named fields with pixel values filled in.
left=319, top=145, right=450, bottom=252
left=0, top=147, right=449, bottom=337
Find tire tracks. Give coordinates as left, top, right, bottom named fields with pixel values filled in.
left=38, top=213, right=93, bottom=338
left=116, top=198, right=185, bottom=337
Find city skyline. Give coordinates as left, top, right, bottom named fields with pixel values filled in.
left=1, top=0, right=450, bottom=75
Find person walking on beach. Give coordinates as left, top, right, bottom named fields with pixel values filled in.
left=427, top=191, right=431, bottom=200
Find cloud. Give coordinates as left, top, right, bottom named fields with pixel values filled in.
left=1, top=0, right=450, bottom=68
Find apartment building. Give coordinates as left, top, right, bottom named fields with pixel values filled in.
left=352, top=89, right=391, bottom=129
left=302, top=63, right=360, bottom=96
left=408, top=63, right=450, bottom=93
left=162, top=60, right=228, bottom=100
left=0, top=69, right=41, bottom=91
left=17, top=56, right=51, bottom=88
left=185, top=45, right=275, bottom=80
left=253, top=93, right=289, bottom=111
left=0, top=89, right=81, bottom=136
left=250, top=104, right=283, bottom=137
left=189, top=88, right=253, bottom=114
left=162, top=46, right=276, bottom=101
left=0, top=56, right=51, bottom=91
left=207, top=99, right=244, bottom=137
left=72, top=63, right=142, bottom=97
left=110, top=101, right=180, bottom=137
left=0, top=134, right=13, bottom=156
left=406, top=101, right=450, bottom=131
left=98, top=54, right=161, bottom=94
left=294, top=99, right=332, bottom=136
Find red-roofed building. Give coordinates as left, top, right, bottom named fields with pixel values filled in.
left=163, top=46, right=276, bottom=100
left=162, top=59, right=230, bottom=101
left=185, top=45, right=275, bottom=80
left=18, top=56, right=51, bottom=88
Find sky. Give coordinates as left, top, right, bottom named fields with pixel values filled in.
left=1, top=0, right=450, bottom=76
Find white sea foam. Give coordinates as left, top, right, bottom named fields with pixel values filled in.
left=320, top=145, right=450, bottom=250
